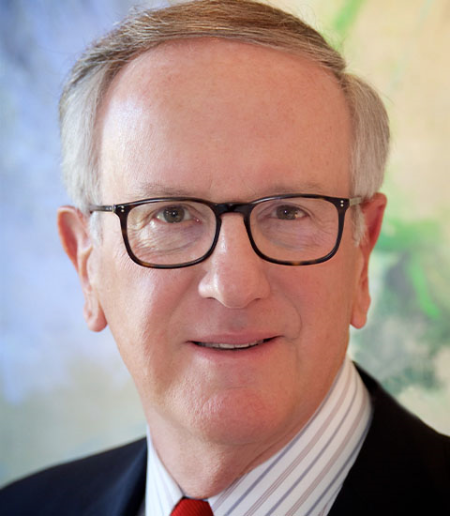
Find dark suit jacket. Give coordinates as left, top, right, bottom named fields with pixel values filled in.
left=1, top=369, right=449, bottom=515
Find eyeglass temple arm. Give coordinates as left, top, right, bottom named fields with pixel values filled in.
left=349, top=197, right=363, bottom=207
left=89, top=204, right=116, bottom=214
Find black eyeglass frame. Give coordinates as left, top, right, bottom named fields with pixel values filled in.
left=89, top=194, right=362, bottom=269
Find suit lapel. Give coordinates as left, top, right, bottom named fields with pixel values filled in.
left=86, top=438, right=147, bottom=516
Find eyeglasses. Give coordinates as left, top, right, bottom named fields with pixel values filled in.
left=89, top=194, right=362, bottom=269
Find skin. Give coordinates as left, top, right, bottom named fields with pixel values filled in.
left=58, top=39, right=386, bottom=497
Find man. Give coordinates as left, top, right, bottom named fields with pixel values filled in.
left=1, top=0, right=448, bottom=514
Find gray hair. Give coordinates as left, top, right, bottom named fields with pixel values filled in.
left=60, top=0, right=390, bottom=241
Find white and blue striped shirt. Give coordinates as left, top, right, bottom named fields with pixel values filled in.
left=142, top=357, right=372, bottom=516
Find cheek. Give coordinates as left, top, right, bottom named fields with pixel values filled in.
left=96, top=252, right=195, bottom=367
left=278, top=251, right=359, bottom=342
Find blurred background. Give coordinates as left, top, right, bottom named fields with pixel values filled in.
left=1, top=0, right=449, bottom=487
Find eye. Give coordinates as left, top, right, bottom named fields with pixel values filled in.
left=155, top=205, right=193, bottom=224
left=275, top=205, right=306, bottom=220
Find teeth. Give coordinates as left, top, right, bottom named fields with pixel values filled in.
left=195, top=340, right=265, bottom=350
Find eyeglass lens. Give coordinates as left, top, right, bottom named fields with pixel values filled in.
left=125, top=198, right=340, bottom=267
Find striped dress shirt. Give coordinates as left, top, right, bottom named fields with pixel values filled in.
left=143, top=357, right=372, bottom=516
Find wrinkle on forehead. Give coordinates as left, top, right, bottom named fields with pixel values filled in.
left=115, top=178, right=330, bottom=204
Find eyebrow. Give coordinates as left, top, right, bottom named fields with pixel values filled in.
left=128, top=182, right=195, bottom=199
left=127, top=179, right=331, bottom=201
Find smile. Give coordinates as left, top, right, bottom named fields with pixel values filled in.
left=193, top=338, right=273, bottom=351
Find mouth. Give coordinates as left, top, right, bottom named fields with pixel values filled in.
left=192, top=337, right=274, bottom=351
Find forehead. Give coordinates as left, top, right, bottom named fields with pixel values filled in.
left=97, top=38, right=352, bottom=201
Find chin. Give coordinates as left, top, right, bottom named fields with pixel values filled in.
left=187, top=387, right=302, bottom=450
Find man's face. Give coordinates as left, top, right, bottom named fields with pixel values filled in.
left=64, top=40, right=383, bottom=462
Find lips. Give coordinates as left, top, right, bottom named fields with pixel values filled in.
left=192, top=337, right=274, bottom=351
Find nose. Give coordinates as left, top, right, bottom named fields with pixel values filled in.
left=198, top=214, right=271, bottom=308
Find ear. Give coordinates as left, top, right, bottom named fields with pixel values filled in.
left=351, top=193, right=387, bottom=329
left=57, top=206, right=107, bottom=332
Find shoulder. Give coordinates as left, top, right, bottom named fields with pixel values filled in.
left=0, top=438, right=147, bottom=516
left=331, top=366, right=450, bottom=515
left=359, top=366, right=450, bottom=468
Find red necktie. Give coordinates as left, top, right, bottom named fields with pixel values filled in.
left=171, top=497, right=213, bottom=516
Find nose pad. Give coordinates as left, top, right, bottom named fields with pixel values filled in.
left=198, top=215, right=271, bottom=308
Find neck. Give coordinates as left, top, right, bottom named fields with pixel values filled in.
left=147, top=410, right=312, bottom=498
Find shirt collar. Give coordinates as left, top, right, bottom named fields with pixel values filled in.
left=145, top=357, right=372, bottom=516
